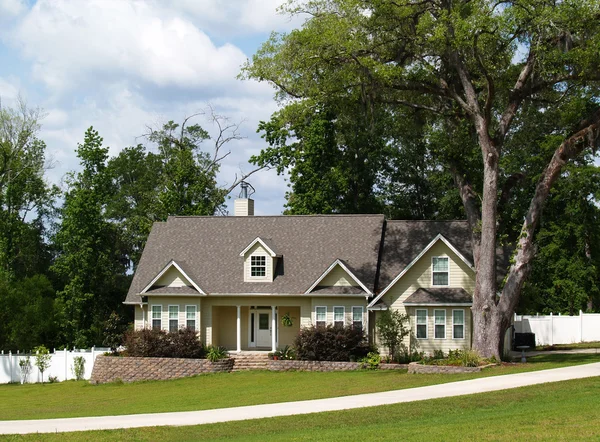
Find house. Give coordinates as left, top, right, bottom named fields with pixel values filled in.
left=124, top=195, right=475, bottom=355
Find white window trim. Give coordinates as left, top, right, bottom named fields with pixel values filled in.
left=185, top=305, right=197, bottom=331
left=247, top=253, right=270, bottom=281
left=333, top=306, right=345, bottom=326
left=416, top=309, right=428, bottom=340
left=452, top=309, right=465, bottom=340
left=431, top=256, right=450, bottom=287
left=151, top=305, right=162, bottom=330
left=352, top=306, right=364, bottom=326
left=315, top=306, right=327, bottom=325
left=434, top=309, right=446, bottom=339
left=168, top=305, right=179, bottom=332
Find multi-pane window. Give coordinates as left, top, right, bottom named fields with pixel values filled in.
left=333, top=306, right=345, bottom=328
left=152, top=305, right=161, bottom=330
left=315, top=306, right=327, bottom=327
left=453, top=310, right=465, bottom=339
left=434, top=309, right=446, bottom=339
left=186, top=305, right=196, bottom=331
left=250, top=255, right=266, bottom=277
left=432, top=257, right=449, bottom=286
left=352, top=306, right=363, bottom=329
left=416, top=309, right=427, bottom=339
left=169, top=305, right=179, bottom=332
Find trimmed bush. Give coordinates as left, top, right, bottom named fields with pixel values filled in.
left=123, top=327, right=204, bottom=358
left=294, top=325, right=373, bottom=361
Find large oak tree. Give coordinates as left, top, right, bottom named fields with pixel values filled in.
left=242, top=0, right=600, bottom=358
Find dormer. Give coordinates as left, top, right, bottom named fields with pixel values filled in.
left=239, top=237, right=278, bottom=282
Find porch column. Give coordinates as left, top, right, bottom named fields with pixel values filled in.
left=236, top=305, right=241, bottom=353
left=271, top=305, right=277, bottom=352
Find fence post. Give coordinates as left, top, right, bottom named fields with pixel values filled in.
left=580, top=310, right=584, bottom=343
left=9, top=351, right=12, bottom=383
left=91, top=346, right=96, bottom=378
left=550, top=312, right=553, bottom=346
left=64, top=348, right=68, bottom=381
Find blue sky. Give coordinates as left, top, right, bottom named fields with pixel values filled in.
left=0, top=0, right=301, bottom=215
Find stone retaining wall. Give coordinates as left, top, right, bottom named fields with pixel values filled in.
left=266, top=360, right=408, bottom=371
left=407, top=362, right=482, bottom=374
left=90, top=356, right=234, bottom=384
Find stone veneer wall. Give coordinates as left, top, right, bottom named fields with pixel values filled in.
left=90, top=356, right=234, bottom=384
left=407, top=362, right=482, bottom=374
left=267, top=360, right=361, bottom=371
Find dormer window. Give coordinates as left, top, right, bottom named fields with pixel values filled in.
left=251, top=256, right=267, bottom=277
left=432, top=256, right=449, bottom=286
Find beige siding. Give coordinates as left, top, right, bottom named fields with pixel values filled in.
left=134, top=305, right=145, bottom=330
left=408, top=306, right=472, bottom=355
left=155, top=266, right=192, bottom=288
left=320, top=265, right=359, bottom=287
left=243, top=243, right=274, bottom=282
left=380, top=240, right=475, bottom=355
left=278, top=306, right=301, bottom=347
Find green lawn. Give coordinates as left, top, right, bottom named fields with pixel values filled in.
left=0, top=353, right=598, bottom=422
left=536, top=341, right=600, bottom=351
left=3, top=375, right=600, bottom=441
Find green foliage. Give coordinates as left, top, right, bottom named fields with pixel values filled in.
left=102, top=312, right=128, bottom=353
left=123, top=328, right=205, bottom=359
left=205, top=346, right=228, bottom=362
left=71, top=356, right=86, bottom=381
left=274, top=345, right=296, bottom=360
left=18, top=356, right=32, bottom=384
left=33, top=345, right=52, bottom=382
left=281, top=312, right=293, bottom=327
left=376, top=310, right=410, bottom=361
left=294, top=324, right=372, bottom=361
left=359, top=352, right=381, bottom=370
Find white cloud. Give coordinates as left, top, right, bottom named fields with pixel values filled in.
left=0, top=0, right=26, bottom=18
left=11, top=0, right=248, bottom=94
left=171, top=0, right=301, bottom=36
left=0, top=76, right=20, bottom=103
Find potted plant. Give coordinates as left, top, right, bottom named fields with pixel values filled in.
left=281, top=312, right=293, bottom=327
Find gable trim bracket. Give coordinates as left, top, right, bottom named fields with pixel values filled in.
left=304, top=259, right=373, bottom=297
left=367, top=233, right=473, bottom=309
left=140, top=260, right=206, bottom=295
left=239, top=237, right=277, bottom=257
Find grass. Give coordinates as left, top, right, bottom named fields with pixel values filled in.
left=535, top=341, right=600, bottom=351
left=2, top=375, right=600, bottom=441
left=0, top=353, right=598, bottom=422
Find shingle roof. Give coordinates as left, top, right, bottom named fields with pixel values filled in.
left=404, top=287, right=473, bottom=305
left=377, top=221, right=472, bottom=291
left=145, top=286, right=201, bottom=295
left=310, top=286, right=366, bottom=295
left=125, top=215, right=385, bottom=304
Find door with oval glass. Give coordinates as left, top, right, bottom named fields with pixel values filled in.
left=256, top=311, right=271, bottom=347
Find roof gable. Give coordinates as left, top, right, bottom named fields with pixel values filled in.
left=239, top=237, right=277, bottom=257
left=305, top=259, right=373, bottom=296
left=368, top=233, right=473, bottom=308
left=140, top=260, right=205, bottom=296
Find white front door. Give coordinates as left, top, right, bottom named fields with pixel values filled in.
left=256, top=311, right=271, bottom=347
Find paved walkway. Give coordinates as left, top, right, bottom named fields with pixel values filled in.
left=2, top=362, right=600, bottom=435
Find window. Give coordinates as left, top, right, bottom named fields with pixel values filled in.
left=416, top=309, right=428, bottom=339
left=169, top=305, right=179, bottom=332
left=186, top=305, right=196, bottom=331
left=352, top=306, right=363, bottom=329
left=453, top=310, right=465, bottom=339
left=432, top=256, right=449, bottom=286
left=250, top=255, right=266, bottom=277
left=434, top=309, right=446, bottom=339
left=333, top=306, right=345, bottom=328
left=315, top=306, right=327, bottom=327
left=152, top=305, right=161, bottom=330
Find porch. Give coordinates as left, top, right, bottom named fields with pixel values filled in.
left=210, top=305, right=301, bottom=353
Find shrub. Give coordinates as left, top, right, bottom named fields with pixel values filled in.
left=18, top=357, right=32, bottom=384
left=294, top=324, right=373, bottom=361
left=34, top=345, right=52, bottom=383
left=432, top=349, right=445, bottom=360
left=205, top=346, right=228, bottom=362
left=71, top=356, right=86, bottom=380
left=123, top=327, right=204, bottom=358
left=394, top=347, right=424, bottom=364
left=48, top=376, right=59, bottom=383
left=275, top=345, right=296, bottom=360
left=359, top=352, right=381, bottom=369
left=376, top=310, right=410, bottom=361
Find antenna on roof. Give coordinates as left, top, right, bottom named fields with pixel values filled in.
left=239, top=181, right=255, bottom=199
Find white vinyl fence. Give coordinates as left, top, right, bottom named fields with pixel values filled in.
left=514, top=311, right=600, bottom=346
left=0, top=347, right=109, bottom=384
